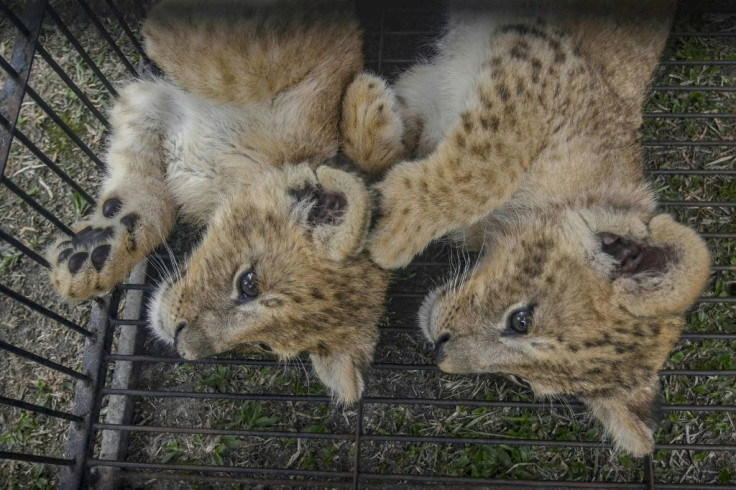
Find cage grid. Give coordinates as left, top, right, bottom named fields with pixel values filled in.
left=0, top=0, right=735, bottom=489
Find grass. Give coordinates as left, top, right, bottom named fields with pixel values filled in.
left=1, top=3, right=735, bottom=489
left=0, top=3, right=141, bottom=488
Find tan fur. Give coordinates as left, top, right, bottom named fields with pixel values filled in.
left=46, top=0, right=404, bottom=403
left=371, top=1, right=711, bottom=455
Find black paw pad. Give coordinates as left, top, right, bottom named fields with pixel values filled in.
left=120, top=213, right=140, bottom=233
left=68, top=252, right=88, bottom=274
left=73, top=226, right=114, bottom=247
left=57, top=240, right=72, bottom=249
left=102, top=198, right=122, bottom=218
left=90, top=245, right=111, bottom=272
left=57, top=248, right=73, bottom=264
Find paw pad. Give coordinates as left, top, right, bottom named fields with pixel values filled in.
left=57, top=248, right=73, bottom=263
left=102, top=198, right=122, bottom=218
left=73, top=226, right=114, bottom=247
left=90, top=245, right=111, bottom=272
left=120, top=213, right=140, bottom=233
left=68, top=252, right=89, bottom=274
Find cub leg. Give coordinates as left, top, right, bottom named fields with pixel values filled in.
left=340, top=73, right=406, bottom=176
left=368, top=32, right=571, bottom=268
left=47, top=81, right=176, bottom=300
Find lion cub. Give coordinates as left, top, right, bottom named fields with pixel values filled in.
left=46, top=0, right=405, bottom=404
left=369, top=2, right=711, bottom=455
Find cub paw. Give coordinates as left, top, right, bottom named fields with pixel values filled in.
left=48, top=197, right=143, bottom=301
left=341, top=73, right=405, bottom=176
left=368, top=167, right=434, bottom=269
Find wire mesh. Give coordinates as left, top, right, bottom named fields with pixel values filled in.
left=0, top=0, right=734, bottom=488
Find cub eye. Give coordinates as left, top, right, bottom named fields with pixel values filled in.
left=238, top=269, right=259, bottom=300
left=508, top=307, right=534, bottom=333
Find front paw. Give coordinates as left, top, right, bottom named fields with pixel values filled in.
left=47, top=197, right=143, bottom=301
left=368, top=171, right=433, bottom=269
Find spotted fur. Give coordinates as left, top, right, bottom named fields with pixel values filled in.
left=370, top=1, right=711, bottom=455
left=46, top=0, right=405, bottom=404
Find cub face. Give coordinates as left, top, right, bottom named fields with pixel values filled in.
left=149, top=163, right=389, bottom=404
left=421, top=210, right=710, bottom=456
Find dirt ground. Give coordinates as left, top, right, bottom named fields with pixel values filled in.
left=0, top=2, right=734, bottom=489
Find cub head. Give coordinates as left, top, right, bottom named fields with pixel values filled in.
left=149, top=163, right=388, bottom=404
left=421, top=210, right=710, bottom=456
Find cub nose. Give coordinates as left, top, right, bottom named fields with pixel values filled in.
left=433, top=333, right=451, bottom=361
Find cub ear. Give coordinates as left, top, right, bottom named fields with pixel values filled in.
left=600, top=214, right=711, bottom=317
left=310, top=351, right=367, bottom=405
left=585, top=376, right=661, bottom=457
left=291, top=166, right=372, bottom=262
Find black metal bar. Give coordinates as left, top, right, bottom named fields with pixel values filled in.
left=352, top=400, right=363, bottom=490
left=644, top=455, right=655, bottom=490
left=0, top=0, right=45, bottom=178
left=658, top=60, right=736, bottom=66
left=390, top=292, right=736, bottom=303
left=115, top=283, right=153, bottom=291
left=642, top=141, right=736, bottom=147
left=119, top=471, right=355, bottom=487
left=359, top=434, right=734, bottom=451
left=648, top=169, right=736, bottom=176
left=101, top=388, right=332, bottom=403
left=0, top=176, right=74, bottom=235
left=103, top=0, right=147, bottom=59
left=660, top=370, right=736, bottom=376
left=643, top=112, right=736, bottom=118
left=0, top=2, right=31, bottom=34
left=0, top=450, right=75, bottom=466
left=376, top=11, right=385, bottom=73
left=34, top=43, right=110, bottom=129
left=696, top=297, right=736, bottom=303
left=44, top=4, right=119, bottom=97
left=0, top=283, right=92, bottom=336
left=87, top=460, right=355, bottom=479
left=110, top=318, right=147, bottom=326
left=93, top=423, right=352, bottom=440
left=22, top=84, right=105, bottom=168
left=700, top=233, right=736, bottom=239
left=75, top=0, right=138, bottom=76
left=659, top=201, right=736, bottom=207
left=367, top=58, right=736, bottom=69
left=360, top=473, right=647, bottom=488
left=61, top=297, right=119, bottom=489
left=679, top=333, right=736, bottom=341
left=1, top=113, right=96, bottom=204
left=0, top=339, right=90, bottom=381
left=0, top=395, right=84, bottom=422
left=0, top=227, right=51, bottom=268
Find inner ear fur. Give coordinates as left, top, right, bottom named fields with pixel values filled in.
left=299, top=166, right=371, bottom=262
left=585, top=376, right=661, bottom=457
left=607, top=214, right=711, bottom=317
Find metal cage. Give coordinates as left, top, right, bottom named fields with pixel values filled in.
left=0, top=1, right=734, bottom=488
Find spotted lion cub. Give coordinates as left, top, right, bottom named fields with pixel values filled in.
left=369, top=2, right=711, bottom=455
left=45, top=0, right=405, bottom=404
